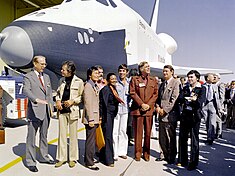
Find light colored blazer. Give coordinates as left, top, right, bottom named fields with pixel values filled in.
left=56, top=75, right=84, bottom=120
left=202, top=83, right=222, bottom=113
left=82, top=80, right=100, bottom=124
left=23, top=70, right=53, bottom=120
left=157, top=78, right=180, bottom=122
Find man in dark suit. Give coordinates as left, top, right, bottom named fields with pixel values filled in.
left=23, top=55, right=55, bottom=172
left=129, top=61, right=158, bottom=161
left=177, top=70, right=206, bottom=171
left=155, top=65, right=180, bottom=164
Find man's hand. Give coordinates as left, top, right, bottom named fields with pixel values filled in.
left=141, top=103, right=150, bottom=111
left=55, top=100, right=63, bottom=110
left=155, top=106, right=161, bottom=113
left=63, top=100, right=74, bottom=108
left=36, top=99, right=48, bottom=105
left=89, top=121, right=95, bottom=127
left=159, top=108, right=166, bottom=116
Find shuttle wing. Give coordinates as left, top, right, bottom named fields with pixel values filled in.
left=173, top=65, right=233, bottom=76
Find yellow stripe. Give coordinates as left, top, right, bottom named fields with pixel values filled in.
left=0, top=127, right=85, bottom=173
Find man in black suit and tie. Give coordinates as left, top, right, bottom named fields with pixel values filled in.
left=23, top=55, right=55, bottom=172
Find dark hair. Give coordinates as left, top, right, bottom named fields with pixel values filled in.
left=62, top=60, right=76, bottom=75
left=163, top=65, right=174, bottom=73
left=106, top=72, right=116, bottom=81
left=87, top=66, right=99, bottom=81
left=94, top=65, right=103, bottom=70
left=118, top=64, right=128, bottom=72
left=187, top=70, right=201, bottom=81
left=128, top=68, right=138, bottom=77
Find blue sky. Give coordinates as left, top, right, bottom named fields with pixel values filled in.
left=123, top=0, right=235, bottom=83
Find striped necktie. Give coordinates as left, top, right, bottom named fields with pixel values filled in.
left=38, top=74, right=46, bottom=92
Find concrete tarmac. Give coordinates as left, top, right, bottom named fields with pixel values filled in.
left=0, top=118, right=235, bottom=176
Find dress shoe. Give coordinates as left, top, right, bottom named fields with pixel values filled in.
left=40, top=159, right=56, bottom=165
left=28, top=166, right=38, bottom=172
left=135, top=157, right=140, bottom=161
left=69, top=161, right=76, bottom=168
left=86, top=165, right=99, bottom=171
left=155, top=157, right=165, bottom=161
left=143, top=156, right=150, bottom=162
left=55, top=161, right=66, bottom=168
left=107, top=163, right=114, bottom=167
left=205, top=140, right=213, bottom=145
left=119, top=155, right=127, bottom=159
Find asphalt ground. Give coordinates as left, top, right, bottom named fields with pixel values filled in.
left=0, top=118, right=235, bottom=176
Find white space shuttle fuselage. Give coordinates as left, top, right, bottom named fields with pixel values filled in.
left=0, top=0, right=177, bottom=80
left=1, top=0, right=230, bottom=83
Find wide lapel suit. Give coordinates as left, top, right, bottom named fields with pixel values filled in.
left=23, top=69, right=53, bottom=167
left=129, top=75, right=158, bottom=161
left=82, top=81, right=99, bottom=125
left=157, top=78, right=180, bottom=122
left=202, top=83, right=221, bottom=114
left=56, top=75, right=84, bottom=120
left=23, top=70, right=53, bottom=121
left=130, top=75, right=158, bottom=116
left=157, top=77, right=179, bottom=163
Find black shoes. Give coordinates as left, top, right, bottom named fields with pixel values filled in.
left=40, top=159, right=56, bottom=165
left=155, top=157, right=165, bottom=161
left=28, top=166, right=38, bottom=172
left=205, top=140, right=213, bottom=145
left=86, top=165, right=99, bottom=171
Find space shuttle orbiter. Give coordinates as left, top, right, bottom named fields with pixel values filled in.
left=0, top=0, right=232, bottom=87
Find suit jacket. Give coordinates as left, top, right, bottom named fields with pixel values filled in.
left=202, top=83, right=222, bottom=113
left=129, top=75, right=158, bottom=116
left=156, top=78, right=180, bottom=122
left=82, top=80, right=100, bottom=124
left=56, top=75, right=84, bottom=120
left=23, top=70, right=53, bottom=121
left=216, top=82, right=225, bottom=107
left=179, top=83, right=206, bottom=123
left=99, top=85, right=119, bottom=123
left=225, top=88, right=235, bottom=107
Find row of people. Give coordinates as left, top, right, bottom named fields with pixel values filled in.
left=23, top=55, right=232, bottom=173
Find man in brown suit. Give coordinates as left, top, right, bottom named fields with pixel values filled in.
left=129, top=61, right=158, bottom=161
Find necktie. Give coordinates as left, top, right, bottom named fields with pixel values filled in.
left=94, top=84, right=99, bottom=96
left=38, top=74, right=46, bottom=92
left=109, top=85, right=125, bottom=104
left=207, top=84, right=213, bottom=101
left=163, top=81, right=167, bottom=93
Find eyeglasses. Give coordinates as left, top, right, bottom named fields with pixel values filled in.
left=37, top=62, right=47, bottom=66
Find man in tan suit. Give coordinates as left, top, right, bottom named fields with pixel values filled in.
left=55, top=61, right=84, bottom=168
left=156, top=65, right=180, bottom=164
left=129, top=61, right=158, bottom=161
